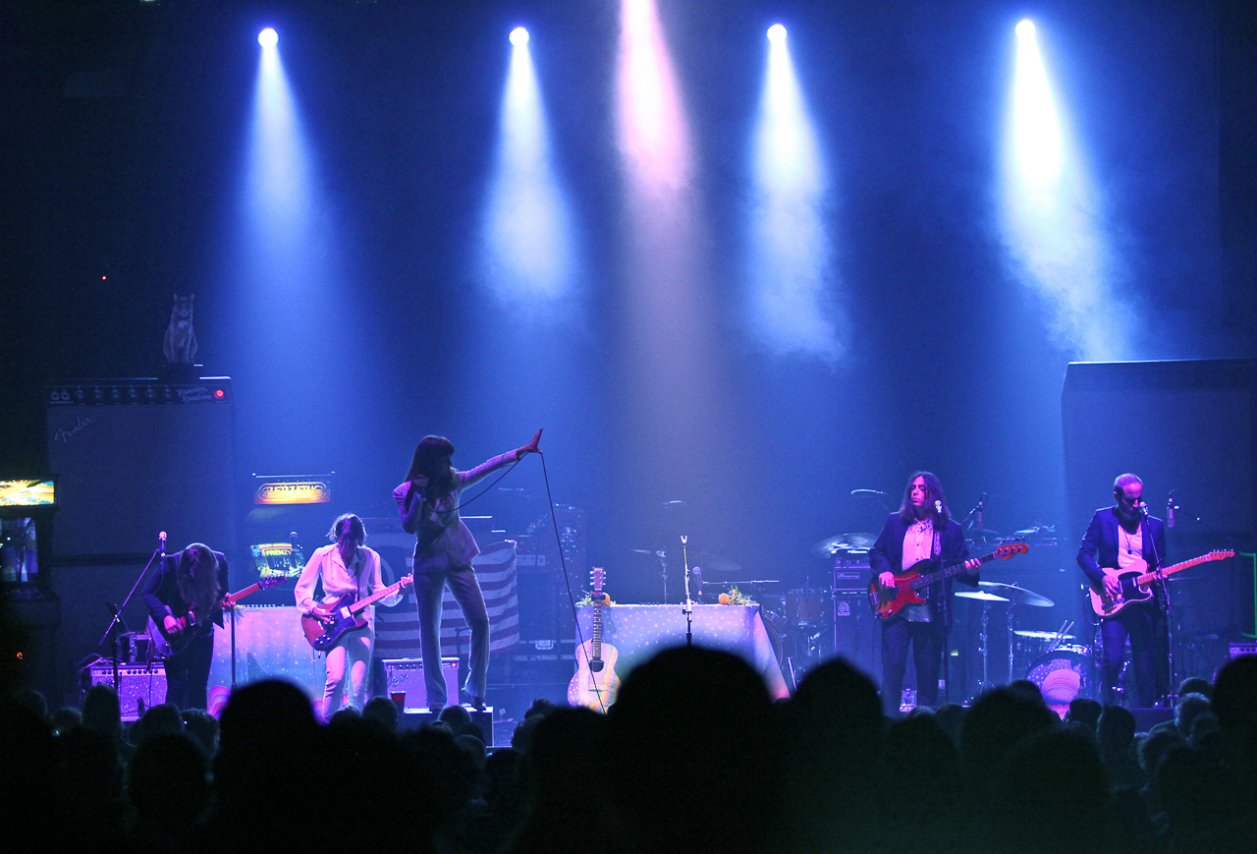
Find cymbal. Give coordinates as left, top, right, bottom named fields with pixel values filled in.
left=1014, top=629, right=1076, bottom=641
left=720, top=579, right=782, bottom=586
left=965, top=529, right=1002, bottom=542
left=812, top=532, right=875, bottom=557
left=690, top=552, right=742, bottom=574
left=978, top=581, right=1054, bottom=608
left=955, top=590, right=1010, bottom=603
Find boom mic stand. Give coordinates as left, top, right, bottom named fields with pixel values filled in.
left=1143, top=508, right=1175, bottom=707
left=96, top=532, right=167, bottom=694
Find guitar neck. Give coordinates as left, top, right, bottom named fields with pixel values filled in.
left=349, top=577, right=409, bottom=615
left=1133, top=553, right=1224, bottom=589
left=912, top=550, right=995, bottom=591
left=228, top=582, right=263, bottom=601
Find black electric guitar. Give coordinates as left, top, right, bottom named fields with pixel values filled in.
left=1088, top=549, right=1235, bottom=617
left=868, top=542, right=1029, bottom=620
left=301, top=574, right=414, bottom=652
left=567, top=567, right=621, bottom=712
left=147, top=575, right=285, bottom=657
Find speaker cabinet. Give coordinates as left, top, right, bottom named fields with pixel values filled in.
left=45, top=378, right=236, bottom=562
left=87, top=661, right=167, bottom=721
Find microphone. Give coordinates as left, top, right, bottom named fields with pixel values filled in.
left=934, top=499, right=944, bottom=517
left=159, top=530, right=167, bottom=556
left=290, top=531, right=302, bottom=571
left=976, top=493, right=986, bottom=530
left=1137, top=501, right=1149, bottom=517
left=1167, top=493, right=1176, bottom=528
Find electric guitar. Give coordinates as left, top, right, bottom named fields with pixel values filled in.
left=301, top=574, right=414, bottom=652
left=868, top=542, right=1029, bottom=620
left=1088, top=549, right=1235, bottom=617
left=147, top=575, right=285, bottom=658
left=567, top=567, right=621, bottom=712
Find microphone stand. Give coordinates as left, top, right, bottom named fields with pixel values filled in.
left=680, top=536, right=694, bottom=647
left=96, top=536, right=166, bottom=694
left=1142, top=507, right=1174, bottom=707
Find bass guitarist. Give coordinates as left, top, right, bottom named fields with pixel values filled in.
left=869, top=472, right=980, bottom=715
left=296, top=514, right=411, bottom=720
left=141, top=542, right=230, bottom=710
left=1077, top=473, right=1168, bottom=707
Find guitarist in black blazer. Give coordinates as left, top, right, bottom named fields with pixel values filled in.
left=869, top=471, right=979, bottom=715
left=1077, top=473, right=1168, bottom=707
left=141, top=543, right=229, bottom=710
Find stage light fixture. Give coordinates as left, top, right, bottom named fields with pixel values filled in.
left=510, top=27, right=529, bottom=47
left=1016, top=19, right=1035, bottom=39
left=258, top=28, right=278, bottom=49
left=767, top=24, right=787, bottom=44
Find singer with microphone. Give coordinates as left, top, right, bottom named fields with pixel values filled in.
left=141, top=541, right=229, bottom=710
left=393, top=429, right=543, bottom=712
left=1077, top=472, right=1168, bottom=707
left=869, top=472, right=980, bottom=715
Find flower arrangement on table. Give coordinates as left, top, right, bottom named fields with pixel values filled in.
left=577, top=591, right=614, bottom=607
left=718, top=586, right=754, bottom=605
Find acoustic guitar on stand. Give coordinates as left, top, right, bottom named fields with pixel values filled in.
left=868, top=542, right=1029, bottom=620
left=1088, top=549, right=1234, bottom=617
left=301, top=574, right=414, bottom=652
left=147, top=575, right=285, bottom=658
left=568, top=567, right=621, bottom=712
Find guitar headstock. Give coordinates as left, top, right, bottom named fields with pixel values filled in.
left=994, top=542, right=1030, bottom=560
left=591, top=566, right=606, bottom=594
left=259, top=575, right=286, bottom=590
left=1210, top=549, right=1236, bottom=561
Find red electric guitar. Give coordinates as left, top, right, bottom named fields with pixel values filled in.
left=147, top=575, right=285, bottom=657
left=868, top=542, right=1029, bottom=620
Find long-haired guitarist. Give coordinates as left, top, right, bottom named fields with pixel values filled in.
left=295, top=514, right=410, bottom=720
left=869, top=472, right=980, bottom=715
left=141, top=542, right=229, bottom=710
left=393, top=430, right=542, bottom=712
left=1077, top=473, right=1168, bottom=707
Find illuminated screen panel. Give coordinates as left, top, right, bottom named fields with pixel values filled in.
left=0, top=479, right=56, bottom=508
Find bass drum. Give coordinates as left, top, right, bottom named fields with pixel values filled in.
left=1025, top=644, right=1091, bottom=708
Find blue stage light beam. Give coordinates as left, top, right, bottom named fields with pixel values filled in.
left=746, top=23, right=844, bottom=364
left=477, top=29, right=579, bottom=305
left=999, top=19, right=1133, bottom=359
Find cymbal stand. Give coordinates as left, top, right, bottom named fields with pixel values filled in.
left=976, top=599, right=995, bottom=695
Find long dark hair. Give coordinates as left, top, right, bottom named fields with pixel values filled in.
left=406, top=435, right=456, bottom=499
left=896, top=471, right=951, bottom=523
left=176, top=543, right=221, bottom=616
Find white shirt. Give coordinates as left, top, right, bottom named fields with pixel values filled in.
left=294, top=543, right=401, bottom=629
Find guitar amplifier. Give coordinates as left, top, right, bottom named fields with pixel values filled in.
left=87, top=661, right=167, bottom=721
left=381, top=657, right=459, bottom=712
left=833, top=548, right=870, bottom=593
left=1229, top=642, right=1257, bottom=659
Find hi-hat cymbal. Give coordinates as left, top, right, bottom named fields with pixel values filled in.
left=1014, top=629, right=1076, bottom=641
left=955, top=590, right=1010, bottom=603
left=812, top=532, right=876, bottom=557
left=978, top=581, right=1054, bottom=608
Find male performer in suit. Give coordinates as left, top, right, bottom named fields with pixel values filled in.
left=142, top=543, right=229, bottom=710
left=1077, top=472, right=1168, bottom=707
left=869, top=471, right=980, bottom=715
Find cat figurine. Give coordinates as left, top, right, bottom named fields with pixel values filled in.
left=162, top=294, right=198, bottom=365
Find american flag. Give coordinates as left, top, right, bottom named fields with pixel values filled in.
left=374, top=538, right=520, bottom=658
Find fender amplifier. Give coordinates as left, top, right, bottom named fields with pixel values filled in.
left=88, top=662, right=167, bottom=721
left=381, top=657, right=459, bottom=712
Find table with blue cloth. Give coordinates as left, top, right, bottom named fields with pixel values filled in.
left=576, top=604, right=788, bottom=698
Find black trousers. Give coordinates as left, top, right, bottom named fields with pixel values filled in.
left=881, top=618, right=943, bottom=714
left=1099, top=603, right=1166, bottom=707
left=164, top=630, right=214, bottom=710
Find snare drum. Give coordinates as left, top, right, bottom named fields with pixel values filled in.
left=786, top=589, right=830, bottom=624
left=1025, top=644, right=1091, bottom=706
